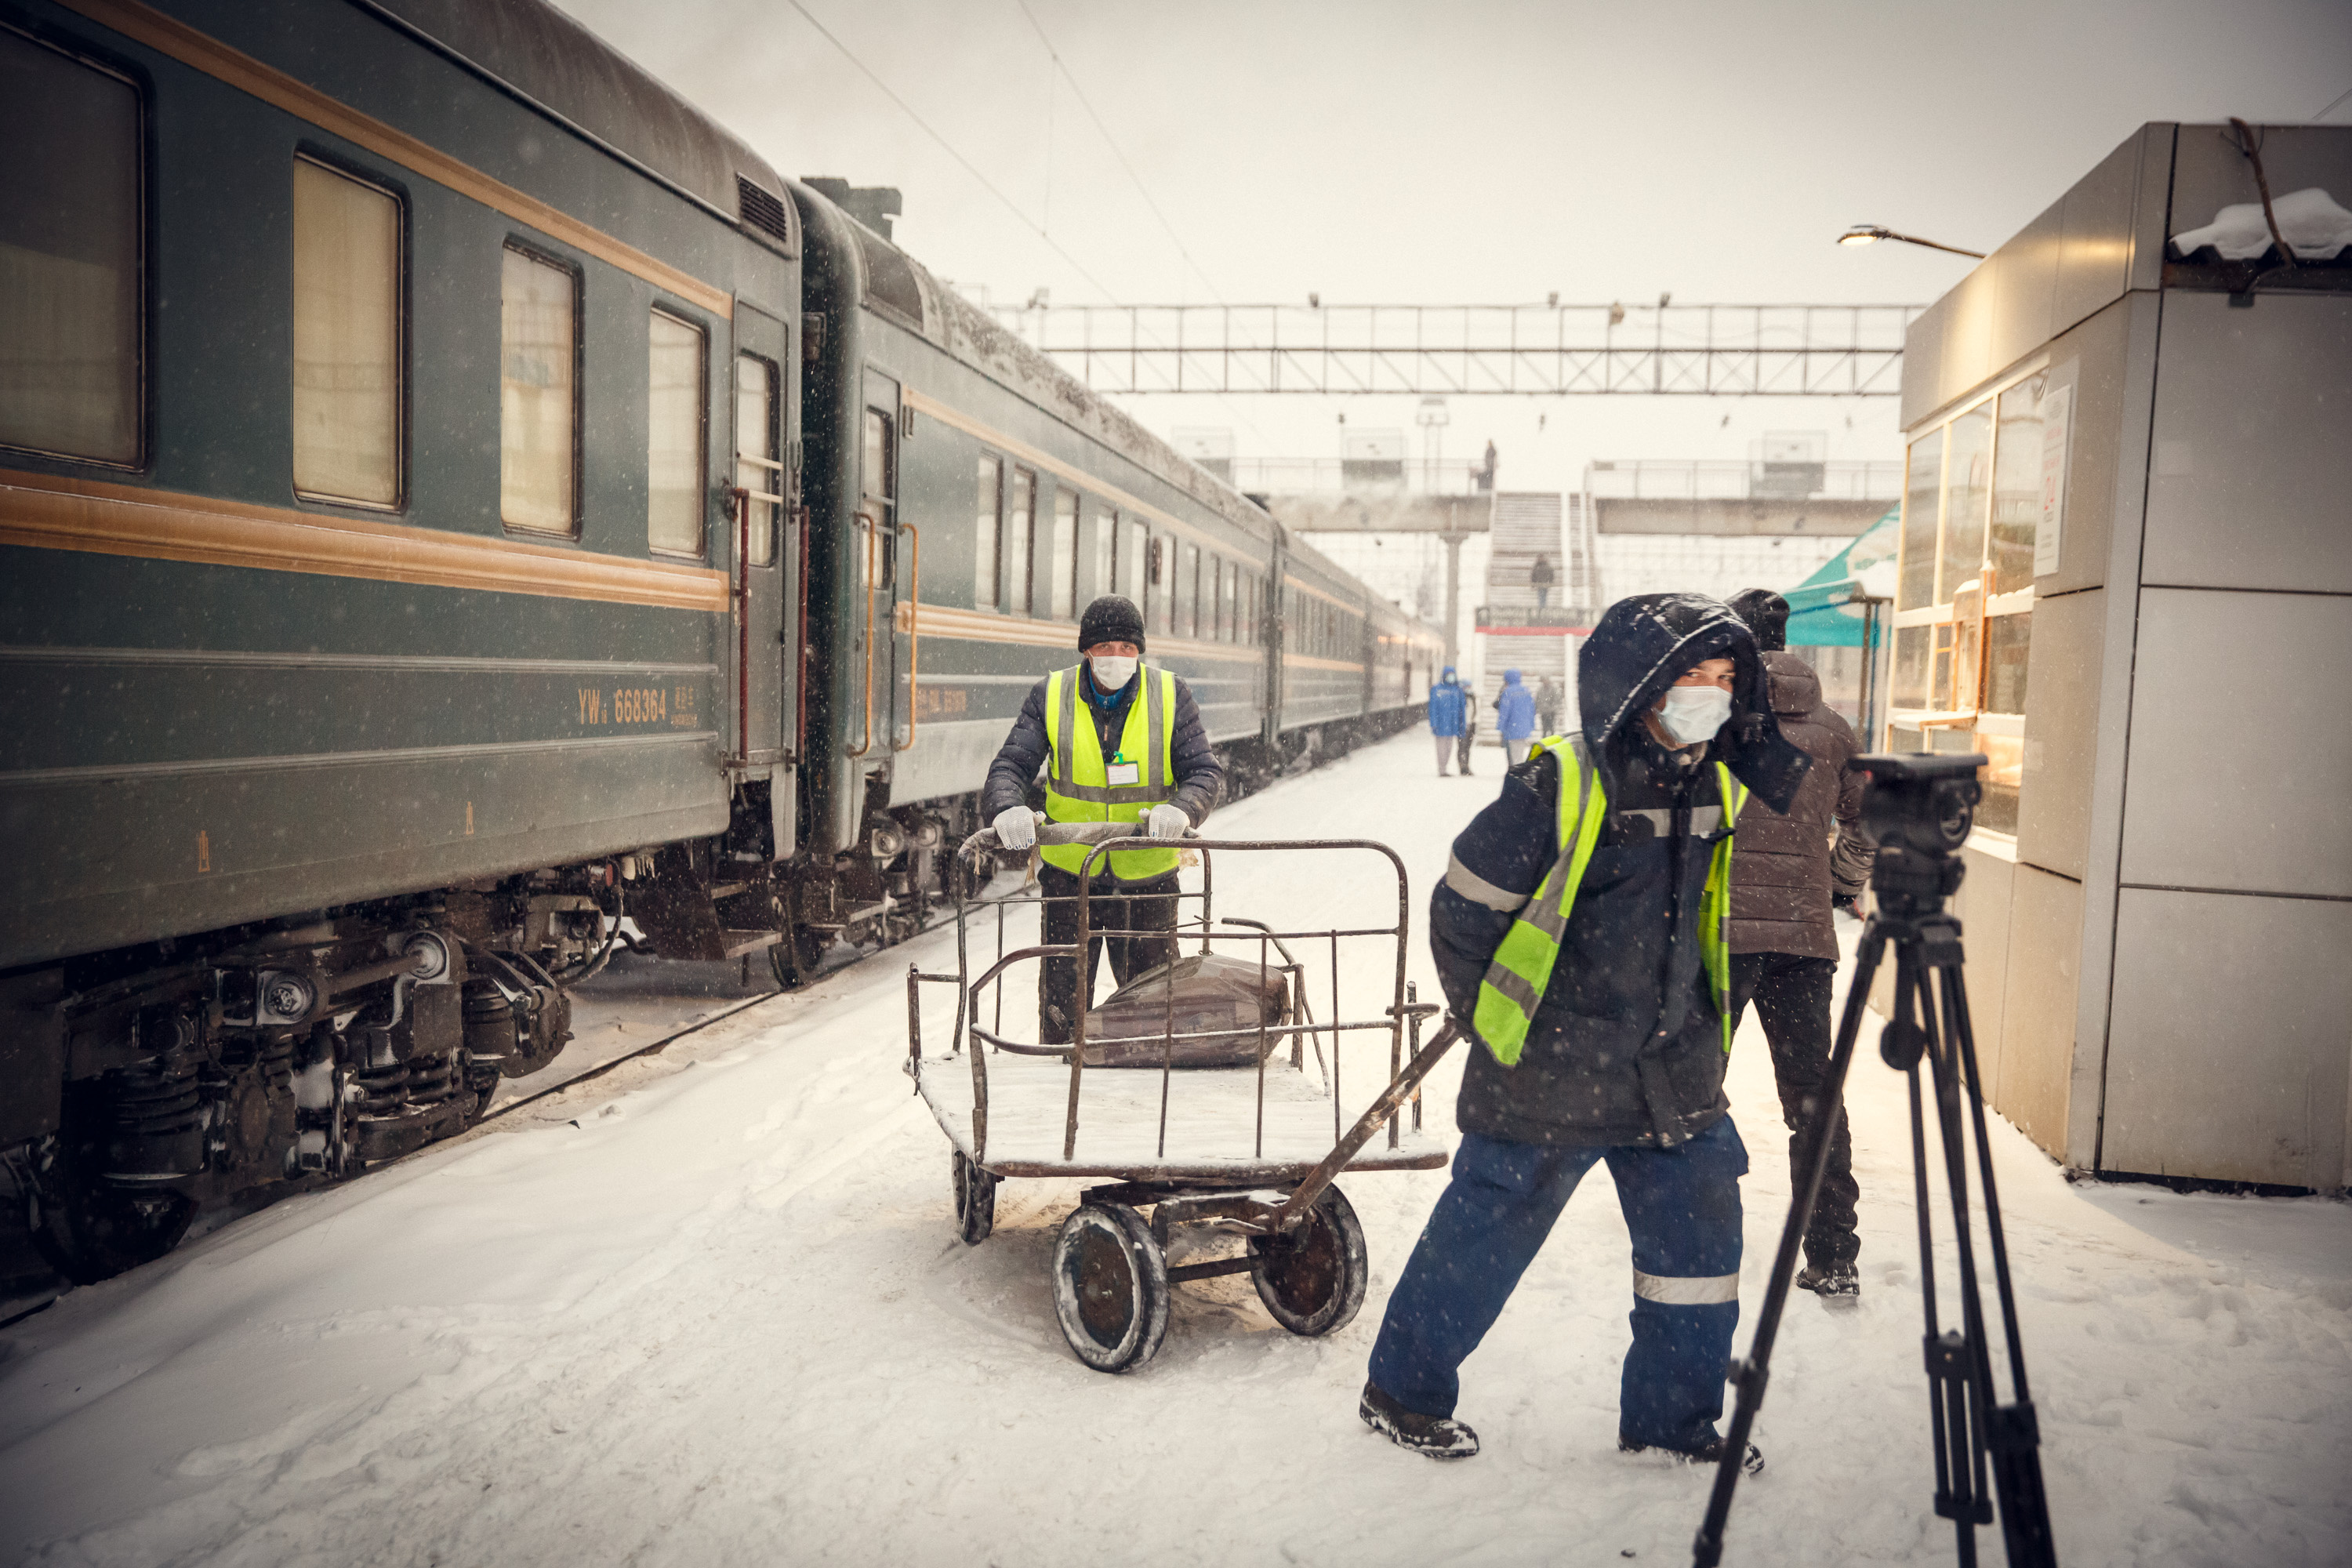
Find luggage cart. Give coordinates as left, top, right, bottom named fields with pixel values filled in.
left=906, top=819, right=1462, bottom=1373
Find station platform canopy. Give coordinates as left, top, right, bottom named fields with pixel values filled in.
left=1781, top=507, right=1898, bottom=648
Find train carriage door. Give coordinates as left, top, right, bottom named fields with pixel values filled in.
left=733, top=303, right=789, bottom=779
left=856, top=371, right=905, bottom=765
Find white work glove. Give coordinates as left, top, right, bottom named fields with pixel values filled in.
left=1145, top=803, right=1190, bottom=840
left=993, top=805, right=1036, bottom=851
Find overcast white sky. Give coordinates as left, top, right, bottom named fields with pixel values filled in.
left=558, top=0, right=2350, bottom=492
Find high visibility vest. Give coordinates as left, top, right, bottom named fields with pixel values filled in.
left=1040, top=663, right=1180, bottom=880
left=1471, top=733, right=1747, bottom=1066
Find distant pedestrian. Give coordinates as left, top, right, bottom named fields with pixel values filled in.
left=1457, top=685, right=1479, bottom=775
left=1529, top=553, right=1555, bottom=611
left=1495, top=668, right=1537, bottom=766
left=1427, top=666, right=1468, bottom=776
left=1475, top=440, right=1498, bottom=492
left=1534, top=674, right=1562, bottom=738
left=1722, top=588, right=1877, bottom=1302
left=1359, top=591, right=1812, bottom=1464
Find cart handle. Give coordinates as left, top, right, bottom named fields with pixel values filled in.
left=1267, top=1018, right=1461, bottom=1232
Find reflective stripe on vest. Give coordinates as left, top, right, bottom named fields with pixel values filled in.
left=1471, top=733, right=1748, bottom=1066
left=1040, top=664, right=1179, bottom=880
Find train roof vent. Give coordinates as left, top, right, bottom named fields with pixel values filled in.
left=738, top=175, right=792, bottom=243
left=851, top=223, right=927, bottom=332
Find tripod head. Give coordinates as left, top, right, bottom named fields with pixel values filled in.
left=1857, top=752, right=1987, bottom=921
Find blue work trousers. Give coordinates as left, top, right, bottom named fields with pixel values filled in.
left=1367, top=1116, right=1748, bottom=1450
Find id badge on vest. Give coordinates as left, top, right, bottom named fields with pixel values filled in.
left=1105, top=754, right=1142, bottom=787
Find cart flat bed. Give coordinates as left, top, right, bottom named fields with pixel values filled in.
left=914, top=1047, right=1448, bottom=1180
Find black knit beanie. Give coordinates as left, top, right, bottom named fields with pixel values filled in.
left=1078, top=594, right=1146, bottom=652
left=1726, top=587, right=1789, bottom=652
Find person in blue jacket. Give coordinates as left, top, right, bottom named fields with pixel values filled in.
left=1359, top=593, right=1811, bottom=1468
left=1494, top=668, right=1537, bottom=766
left=1427, top=666, right=1468, bottom=776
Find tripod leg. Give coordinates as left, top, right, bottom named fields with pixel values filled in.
left=1690, top=927, right=1888, bottom=1568
left=1939, top=964, right=2061, bottom=1568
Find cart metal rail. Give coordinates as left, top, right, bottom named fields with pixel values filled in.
left=904, top=818, right=1462, bottom=1372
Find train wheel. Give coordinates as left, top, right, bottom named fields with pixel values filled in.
left=952, top=1150, right=996, bottom=1245
left=1249, top=1183, right=1367, bottom=1338
left=1051, top=1202, right=1169, bottom=1374
left=24, top=1146, right=197, bottom=1286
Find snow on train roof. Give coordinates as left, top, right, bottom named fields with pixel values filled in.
left=805, top=201, right=1279, bottom=549
left=372, top=0, right=789, bottom=229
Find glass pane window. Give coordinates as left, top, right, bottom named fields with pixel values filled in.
left=1937, top=405, right=1992, bottom=603
left=1893, top=623, right=1929, bottom=708
left=1984, top=612, right=2031, bottom=715
left=0, top=32, right=139, bottom=463
left=1089, top=501, right=1110, bottom=606
left=501, top=247, right=576, bottom=535
left=1118, top=517, right=1147, bottom=604
left=1990, top=378, right=2046, bottom=596
left=1051, top=487, right=1077, bottom=619
left=975, top=455, right=1000, bottom=608
left=1008, top=468, right=1035, bottom=615
left=646, top=310, right=706, bottom=554
left=1929, top=725, right=2023, bottom=835
left=860, top=409, right=895, bottom=590
left=292, top=158, right=401, bottom=506
left=734, top=353, right=778, bottom=565
left=1179, top=543, right=1200, bottom=638
left=1931, top=622, right=1955, bottom=710
left=1897, top=430, right=1942, bottom=612
left=1218, top=558, right=1236, bottom=641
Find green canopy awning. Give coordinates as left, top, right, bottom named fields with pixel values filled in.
left=1784, top=508, right=1898, bottom=648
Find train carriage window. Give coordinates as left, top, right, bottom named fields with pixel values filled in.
left=861, top=407, right=895, bottom=590
left=1008, top=468, right=1036, bottom=615
left=499, top=245, right=578, bottom=535
left=1089, top=501, right=1110, bottom=607
left=646, top=310, right=706, bottom=554
left=735, top=353, right=779, bottom=565
left=1218, top=559, right=1236, bottom=641
left=1051, top=488, right=1078, bottom=619
left=1117, top=516, right=1147, bottom=604
left=0, top=31, right=140, bottom=465
left=975, top=454, right=1000, bottom=608
left=1149, top=535, right=1171, bottom=637
left=292, top=158, right=403, bottom=506
left=1178, top=543, right=1200, bottom=640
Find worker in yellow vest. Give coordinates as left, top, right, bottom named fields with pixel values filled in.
left=1359, top=592, right=1810, bottom=1468
left=982, top=596, right=1224, bottom=1044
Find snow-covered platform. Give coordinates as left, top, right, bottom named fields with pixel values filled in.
left=913, top=1045, right=1448, bottom=1179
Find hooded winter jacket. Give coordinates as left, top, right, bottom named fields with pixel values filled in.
left=1431, top=593, right=1810, bottom=1147
left=1495, top=670, right=1537, bottom=739
left=1428, top=671, right=1468, bottom=738
left=1726, top=651, right=1875, bottom=959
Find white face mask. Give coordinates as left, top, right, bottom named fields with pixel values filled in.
left=1089, top=654, right=1138, bottom=691
left=1657, top=684, right=1732, bottom=746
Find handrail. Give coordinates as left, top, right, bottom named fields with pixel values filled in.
left=731, top=488, right=750, bottom=764
left=844, top=506, right=879, bottom=757
left=892, top=521, right=920, bottom=752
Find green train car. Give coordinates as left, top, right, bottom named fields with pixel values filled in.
left=0, top=0, right=1439, bottom=1282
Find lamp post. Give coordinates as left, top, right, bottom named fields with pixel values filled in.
left=1838, top=223, right=1986, bottom=259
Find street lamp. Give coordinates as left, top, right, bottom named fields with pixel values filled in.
left=1838, top=223, right=1985, bottom=259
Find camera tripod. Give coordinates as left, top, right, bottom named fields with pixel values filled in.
left=1692, top=843, right=2059, bottom=1567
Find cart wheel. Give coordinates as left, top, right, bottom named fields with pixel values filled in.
left=953, top=1150, right=997, bottom=1245
left=1250, top=1183, right=1368, bottom=1337
left=1051, top=1203, right=1170, bottom=1374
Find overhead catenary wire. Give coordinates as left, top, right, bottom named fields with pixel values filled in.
left=1011, top=0, right=1225, bottom=307
left=782, top=0, right=1123, bottom=307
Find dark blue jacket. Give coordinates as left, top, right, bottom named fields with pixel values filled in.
left=1432, top=593, right=1810, bottom=1148
left=980, top=662, right=1223, bottom=832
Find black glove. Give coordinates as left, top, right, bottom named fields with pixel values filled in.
left=1833, top=893, right=1860, bottom=916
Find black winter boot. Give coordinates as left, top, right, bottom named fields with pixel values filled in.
left=1797, top=1262, right=1861, bottom=1301
left=1619, top=1434, right=1765, bottom=1475
left=1359, top=1381, right=1479, bottom=1459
